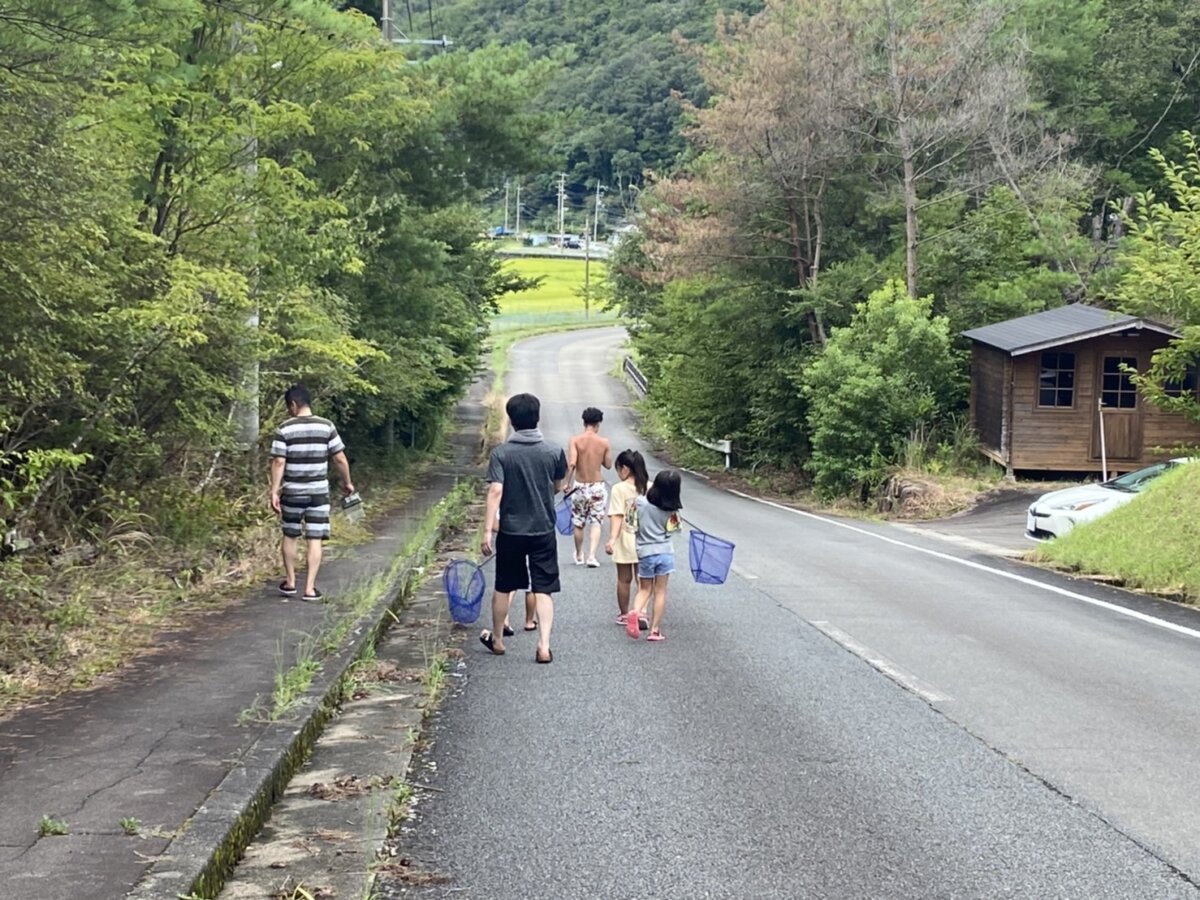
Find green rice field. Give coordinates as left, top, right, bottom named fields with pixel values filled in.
left=493, top=257, right=618, bottom=332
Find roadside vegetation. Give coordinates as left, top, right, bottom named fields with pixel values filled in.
left=1035, top=464, right=1200, bottom=602
left=0, top=2, right=548, bottom=709
left=604, top=0, right=1200, bottom=510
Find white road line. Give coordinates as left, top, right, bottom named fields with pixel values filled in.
left=730, top=564, right=758, bottom=581
left=813, top=621, right=951, bottom=704
left=727, top=489, right=1200, bottom=642
left=891, top=523, right=1024, bottom=559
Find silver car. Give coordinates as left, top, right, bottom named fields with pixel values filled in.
left=1025, top=458, right=1190, bottom=541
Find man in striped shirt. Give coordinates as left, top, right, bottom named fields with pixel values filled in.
left=269, top=384, right=355, bottom=602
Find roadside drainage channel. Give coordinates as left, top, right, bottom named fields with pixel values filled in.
left=218, top=589, right=462, bottom=899
left=128, top=476, right=472, bottom=900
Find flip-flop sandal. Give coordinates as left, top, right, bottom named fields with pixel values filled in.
left=301, top=590, right=324, bottom=603
left=479, top=631, right=505, bottom=655
left=503, top=624, right=515, bottom=637
left=279, top=581, right=297, bottom=597
left=535, top=649, right=553, bottom=664
left=523, top=623, right=538, bottom=631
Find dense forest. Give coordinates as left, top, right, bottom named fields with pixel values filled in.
left=599, top=0, right=1200, bottom=496
left=0, top=0, right=547, bottom=550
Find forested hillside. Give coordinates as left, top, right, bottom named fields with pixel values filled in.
left=603, top=0, right=1200, bottom=496
left=432, top=0, right=761, bottom=226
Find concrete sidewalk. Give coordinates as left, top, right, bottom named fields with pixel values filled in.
left=0, top=390, right=484, bottom=900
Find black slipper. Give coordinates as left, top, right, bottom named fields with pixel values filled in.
left=535, top=649, right=553, bottom=664
left=479, top=631, right=505, bottom=655
left=279, top=581, right=297, bottom=597
left=503, top=624, right=515, bottom=637
left=523, top=622, right=538, bottom=631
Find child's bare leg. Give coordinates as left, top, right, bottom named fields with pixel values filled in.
left=631, top=577, right=652, bottom=616
left=649, top=574, right=669, bottom=633
left=524, top=591, right=537, bottom=628
left=587, top=521, right=602, bottom=561
left=615, top=563, right=633, bottom=614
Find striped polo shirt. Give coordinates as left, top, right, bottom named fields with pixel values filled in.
left=270, top=415, right=345, bottom=497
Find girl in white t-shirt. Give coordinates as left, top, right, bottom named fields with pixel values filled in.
left=604, top=449, right=649, bottom=627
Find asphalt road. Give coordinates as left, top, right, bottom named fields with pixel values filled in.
left=380, top=328, right=1200, bottom=899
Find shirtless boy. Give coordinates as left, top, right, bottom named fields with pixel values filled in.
left=567, top=407, right=614, bottom=567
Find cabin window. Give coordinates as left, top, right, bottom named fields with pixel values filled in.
left=1101, top=356, right=1138, bottom=409
left=1164, top=364, right=1198, bottom=398
left=1038, top=351, right=1075, bottom=407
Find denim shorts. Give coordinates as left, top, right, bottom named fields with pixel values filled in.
left=638, top=553, right=675, bottom=579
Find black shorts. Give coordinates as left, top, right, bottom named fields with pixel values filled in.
left=494, top=531, right=560, bottom=595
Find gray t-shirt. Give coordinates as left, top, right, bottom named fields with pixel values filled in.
left=633, top=495, right=681, bottom=558
left=487, top=438, right=568, bottom=535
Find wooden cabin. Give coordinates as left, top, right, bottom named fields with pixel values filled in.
left=963, top=305, right=1200, bottom=475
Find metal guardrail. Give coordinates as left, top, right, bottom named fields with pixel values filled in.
left=622, top=356, right=732, bottom=469
left=623, top=355, right=649, bottom=397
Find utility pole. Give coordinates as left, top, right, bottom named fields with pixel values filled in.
left=503, top=178, right=510, bottom=233
left=583, top=215, right=590, bottom=319
left=381, top=0, right=394, bottom=42
left=380, top=0, right=453, bottom=48
left=232, top=21, right=259, bottom=456
left=593, top=182, right=604, bottom=243
left=557, top=173, right=566, bottom=244
left=515, top=182, right=521, bottom=235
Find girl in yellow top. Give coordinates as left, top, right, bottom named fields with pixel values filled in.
left=604, top=449, right=649, bottom=627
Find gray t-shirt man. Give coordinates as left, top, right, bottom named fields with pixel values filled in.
left=487, top=437, right=568, bottom=535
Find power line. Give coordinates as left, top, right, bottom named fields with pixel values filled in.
left=196, top=0, right=309, bottom=34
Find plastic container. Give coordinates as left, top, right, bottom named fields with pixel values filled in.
left=341, top=491, right=365, bottom=523
left=443, top=559, right=486, bottom=624
left=688, top=529, right=736, bottom=585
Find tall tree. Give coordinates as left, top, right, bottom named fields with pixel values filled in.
left=1117, top=132, right=1200, bottom=423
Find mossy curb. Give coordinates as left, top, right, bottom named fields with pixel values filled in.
left=128, top=479, right=473, bottom=900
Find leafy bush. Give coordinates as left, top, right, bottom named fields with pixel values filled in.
left=801, top=280, right=961, bottom=498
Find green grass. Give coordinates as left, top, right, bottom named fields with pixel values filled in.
left=38, top=815, right=68, bottom=837
left=494, top=257, right=616, bottom=332
left=1035, top=462, right=1200, bottom=601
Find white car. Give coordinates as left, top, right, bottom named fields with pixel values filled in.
left=1025, top=458, right=1191, bottom=541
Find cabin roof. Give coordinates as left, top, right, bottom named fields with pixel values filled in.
left=962, top=304, right=1178, bottom=356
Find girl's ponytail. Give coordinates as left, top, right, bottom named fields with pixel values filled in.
left=617, top=449, right=650, bottom=495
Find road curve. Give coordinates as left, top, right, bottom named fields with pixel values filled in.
left=380, top=328, right=1200, bottom=899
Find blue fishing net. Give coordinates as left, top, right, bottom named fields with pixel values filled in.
left=555, top=497, right=573, bottom=535
left=688, top=529, right=736, bottom=585
left=443, top=559, right=486, bottom=624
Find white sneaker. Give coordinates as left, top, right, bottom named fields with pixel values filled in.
left=573, top=554, right=585, bottom=566
left=586, top=558, right=599, bottom=568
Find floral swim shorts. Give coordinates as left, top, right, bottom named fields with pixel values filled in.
left=570, top=481, right=608, bottom=528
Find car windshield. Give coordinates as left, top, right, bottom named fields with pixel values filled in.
left=1104, top=461, right=1174, bottom=493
